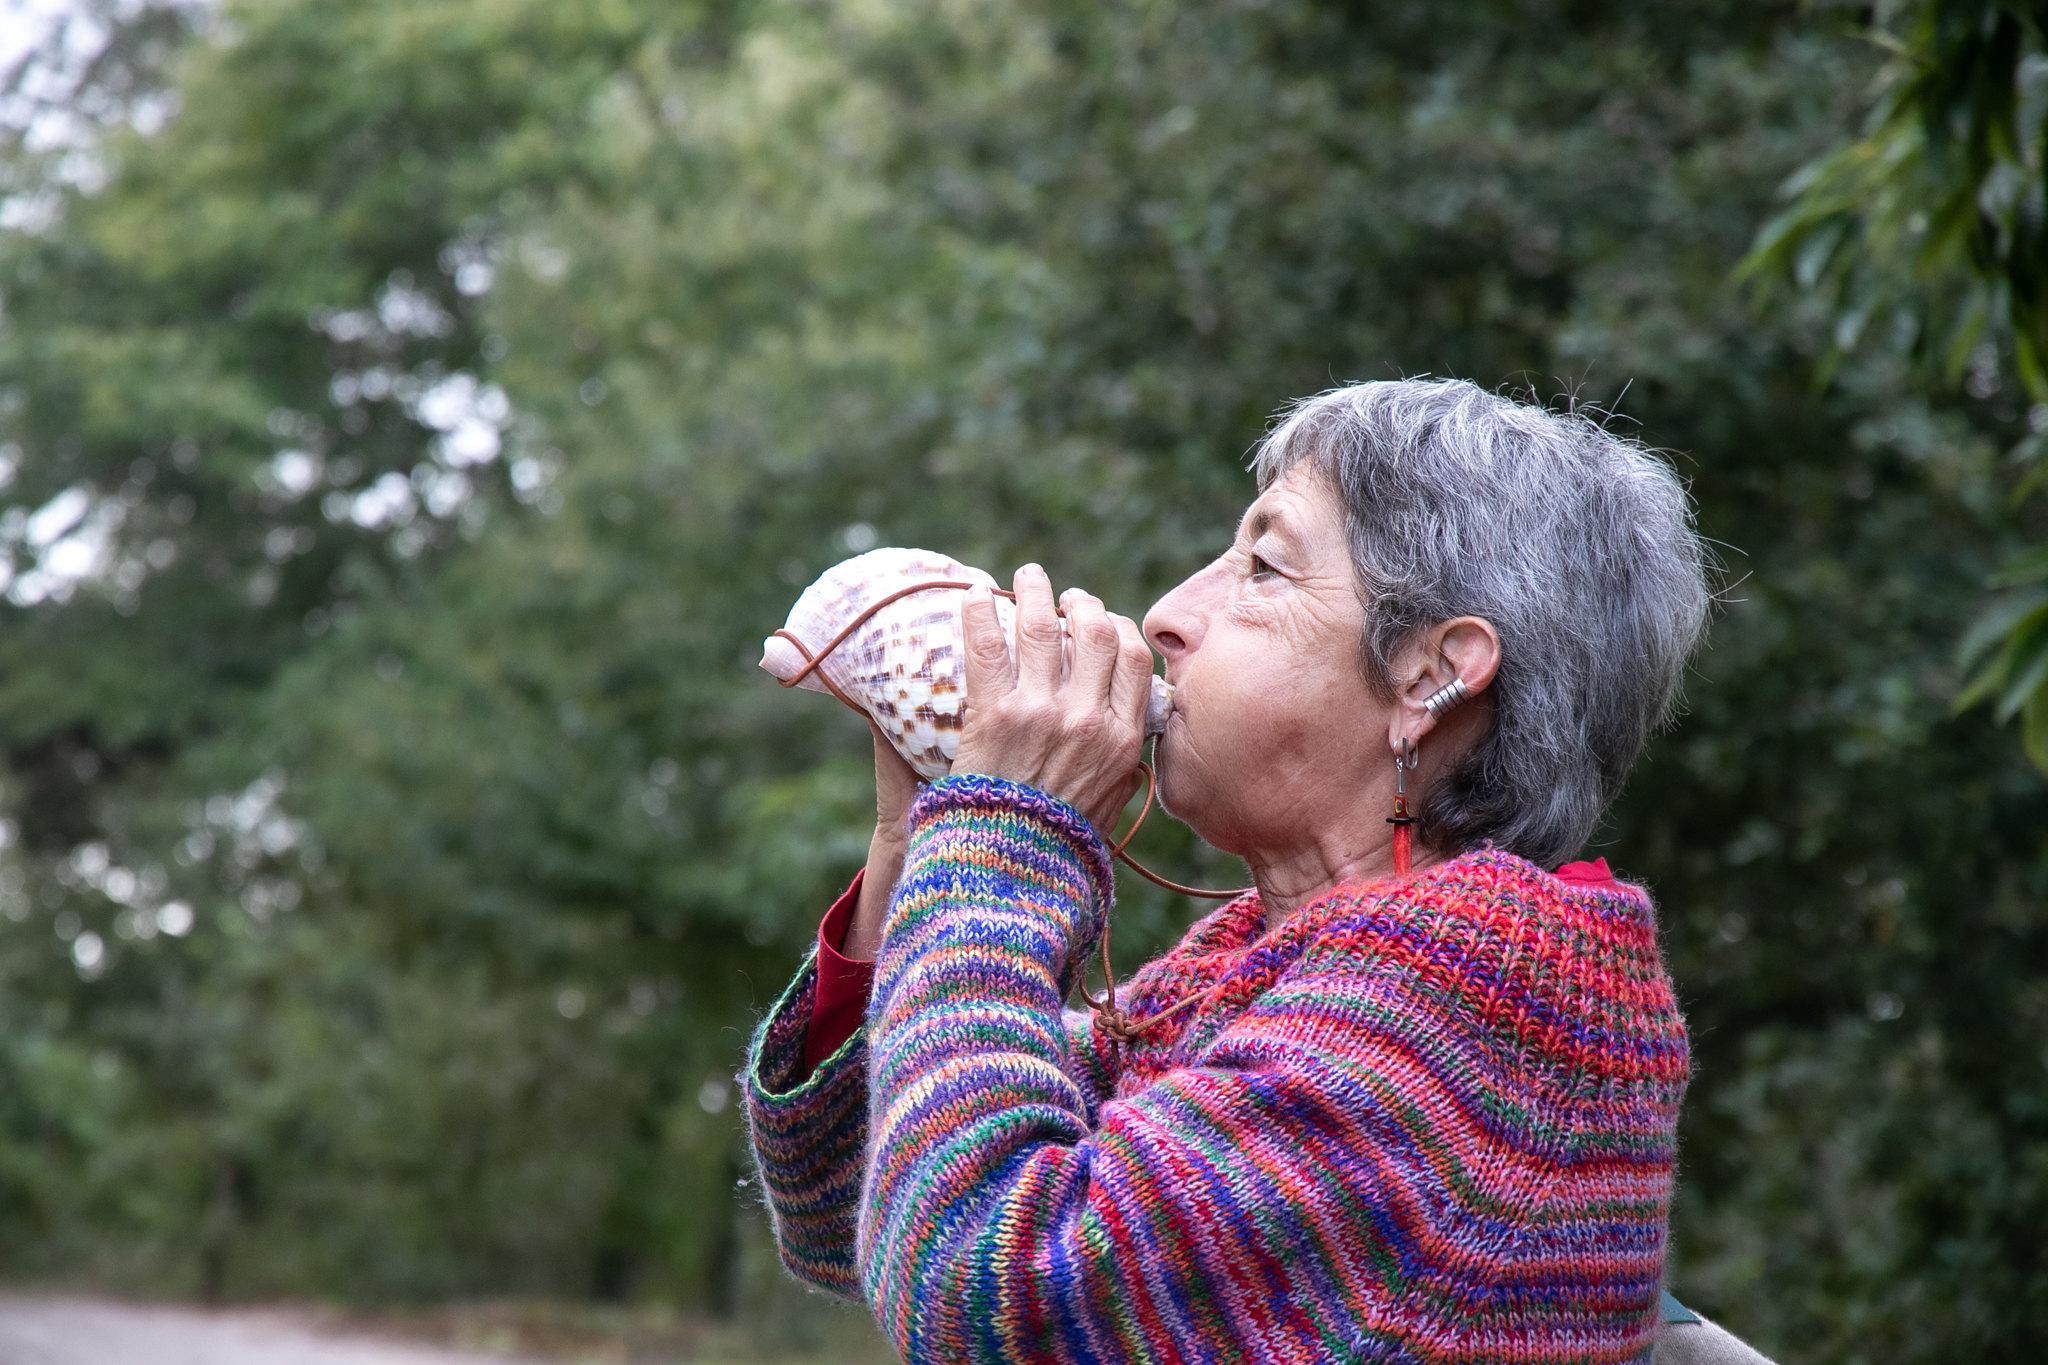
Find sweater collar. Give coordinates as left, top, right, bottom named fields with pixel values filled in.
left=1186, top=848, right=1646, bottom=956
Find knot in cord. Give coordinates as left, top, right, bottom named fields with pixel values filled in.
left=1091, top=1006, right=1147, bottom=1048
left=1079, top=907, right=1230, bottom=1052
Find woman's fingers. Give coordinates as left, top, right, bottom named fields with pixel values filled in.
left=1011, top=564, right=1065, bottom=693
left=1061, top=589, right=1120, bottom=703
left=1106, top=612, right=1155, bottom=724
left=960, top=583, right=1015, bottom=704
left=956, top=565, right=1149, bottom=834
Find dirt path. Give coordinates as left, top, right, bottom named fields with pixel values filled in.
left=0, top=1297, right=540, bottom=1365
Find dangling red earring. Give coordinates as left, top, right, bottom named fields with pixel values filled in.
left=1389, top=737, right=1419, bottom=877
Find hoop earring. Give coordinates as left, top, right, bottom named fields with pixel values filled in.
left=1422, top=676, right=1470, bottom=720
left=1388, top=737, right=1419, bottom=877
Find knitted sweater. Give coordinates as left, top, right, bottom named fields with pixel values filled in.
left=745, top=776, right=1690, bottom=1364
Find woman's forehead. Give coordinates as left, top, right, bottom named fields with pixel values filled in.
left=1237, top=466, right=1340, bottom=544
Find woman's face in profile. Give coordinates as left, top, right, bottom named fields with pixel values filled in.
left=1142, top=465, right=1388, bottom=859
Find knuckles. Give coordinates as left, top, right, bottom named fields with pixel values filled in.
left=1081, top=618, right=1121, bottom=652
left=1017, top=617, right=1063, bottom=647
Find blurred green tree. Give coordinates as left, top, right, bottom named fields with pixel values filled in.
left=1743, top=0, right=2048, bottom=770
left=0, top=1, right=2042, bottom=1360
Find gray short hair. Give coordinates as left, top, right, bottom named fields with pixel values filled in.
left=1253, top=379, right=1711, bottom=869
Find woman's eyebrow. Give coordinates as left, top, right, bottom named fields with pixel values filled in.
left=1240, top=505, right=1302, bottom=550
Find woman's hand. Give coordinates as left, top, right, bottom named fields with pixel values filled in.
left=951, top=563, right=1154, bottom=834
left=844, top=721, right=921, bottom=962
left=839, top=564, right=1152, bottom=960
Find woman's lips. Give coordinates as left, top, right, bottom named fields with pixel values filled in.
left=1151, top=685, right=1187, bottom=756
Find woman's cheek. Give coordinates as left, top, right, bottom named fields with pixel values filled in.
left=1155, top=686, right=1243, bottom=813
left=1220, top=591, right=1281, bottom=631
left=1156, top=694, right=1234, bottom=818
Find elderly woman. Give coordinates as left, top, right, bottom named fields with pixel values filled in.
left=744, top=379, right=1744, bottom=1363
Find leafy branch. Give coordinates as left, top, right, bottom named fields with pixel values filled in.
left=1742, top=0, right=2048, bottom=767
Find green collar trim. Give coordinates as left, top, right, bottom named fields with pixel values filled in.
left=1661, top=1292, right=1702, bottom=1324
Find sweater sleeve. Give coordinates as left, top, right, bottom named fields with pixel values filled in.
left=860, top=778, right=1654, bottom=1364
left=743, top=946, right=871, bottom=1299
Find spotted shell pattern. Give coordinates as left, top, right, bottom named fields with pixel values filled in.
left=761, top=547, right=1172, bottom=780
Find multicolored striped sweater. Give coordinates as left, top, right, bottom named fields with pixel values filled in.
left=744, top=776, right=1689, bottom=1364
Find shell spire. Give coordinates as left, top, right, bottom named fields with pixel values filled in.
left=761, top=547, right=1173, bottom=779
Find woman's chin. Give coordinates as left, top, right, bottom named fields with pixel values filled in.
left=1151, top=729, right=1235, bottom=853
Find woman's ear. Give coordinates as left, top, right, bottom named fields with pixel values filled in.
left=1386, top=615, right=1501, bottom=750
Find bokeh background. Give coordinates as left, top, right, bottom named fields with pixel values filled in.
left=1, top=0, right=2045, bottom=1360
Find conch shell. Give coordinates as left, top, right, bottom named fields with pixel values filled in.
left=761, top=547, right=1173, bottom=779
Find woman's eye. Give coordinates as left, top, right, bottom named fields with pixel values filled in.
left=1248, top=554, right=1276, bottom=579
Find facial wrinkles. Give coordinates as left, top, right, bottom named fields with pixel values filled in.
left=1180, top=478, right=1376, bottom=843
left=1146, top=469, right=1423, bottom=918
left=1225, top=484, right=1362, bottom=676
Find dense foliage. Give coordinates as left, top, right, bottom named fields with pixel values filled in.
left=0, top=0, right=2043, bottom=1359
left=1745, top=0, right=2048, bottom=775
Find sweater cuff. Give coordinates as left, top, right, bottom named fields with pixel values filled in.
left=907, top=774, right=1115, bottom=909
left=749, top=954, right=862, bottom=1102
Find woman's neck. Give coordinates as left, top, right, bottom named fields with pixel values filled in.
left=1243, top=830, right=1444, bottom=932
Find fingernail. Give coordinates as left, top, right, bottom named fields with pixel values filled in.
left=1022, top=563, right=1046, bottom=579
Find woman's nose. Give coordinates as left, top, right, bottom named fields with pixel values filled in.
left=1143, top=566, right=1216, bottom=662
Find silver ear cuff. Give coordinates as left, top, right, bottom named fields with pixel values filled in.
left=1422, top=676, right=1470, bottom=720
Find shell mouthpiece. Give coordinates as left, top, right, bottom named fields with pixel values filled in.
left=1144, top=677, right=1174, bottom=736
